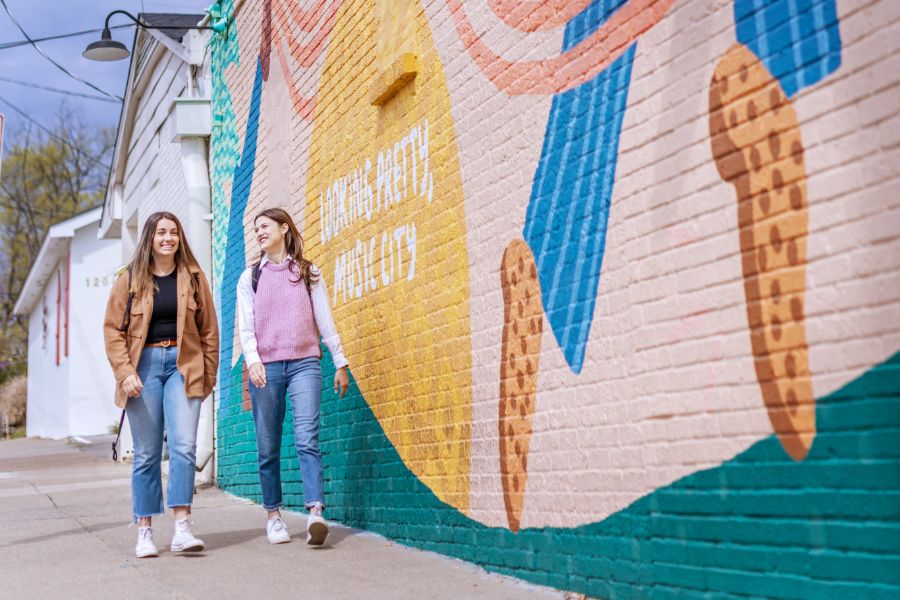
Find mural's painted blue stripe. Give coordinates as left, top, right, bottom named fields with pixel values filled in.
left=529, top=80, right=583, bottom=276
left=565, top=50, right=634, bottom=363
left=551, top=49, right=613, bottom=354
left=218, top=58, right=263, bottom=409
left=787, top=0, right=805, bottom=90
left=810, top=0, right=840, bottom=87
left=523, top=0, right=634, bottom=373
left=735, top=0, right=842, bottom=98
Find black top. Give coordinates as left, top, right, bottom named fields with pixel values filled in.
left=146, top=271, right=178, bottom=344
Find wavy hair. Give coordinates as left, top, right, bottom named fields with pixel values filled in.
left=253, top=207, right=318, bottom=287
left=128, top=211, right=201, bottom=302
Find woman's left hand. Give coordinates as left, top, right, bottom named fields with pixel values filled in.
left=334, top=366, right=349, bottom=398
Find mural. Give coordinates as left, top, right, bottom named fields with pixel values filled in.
left=708, top=0, right=842, bottom=460
left=522, top=6, right=636, bottom=375
left=710, top=43, right=816, bottom=460
left=304, top=0, right=475, bottom=510
left=210, top=0, right=900, bottom=596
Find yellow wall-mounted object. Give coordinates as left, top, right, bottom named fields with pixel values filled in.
left=370, top=52, right=418, bottom=106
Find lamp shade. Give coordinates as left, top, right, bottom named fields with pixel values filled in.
left=82, top=28, right=129, bottom=61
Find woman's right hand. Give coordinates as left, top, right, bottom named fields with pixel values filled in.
left=122, top=374, right=143, bottom=398
left=249, top=362, right=267, bottom=388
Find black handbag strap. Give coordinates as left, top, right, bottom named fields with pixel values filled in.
left=113, top=267, right=133, bottom=461
left=112, top=409, right=126, bottom=461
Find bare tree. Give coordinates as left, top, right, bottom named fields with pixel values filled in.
left=0, top=106, right=115, bottom=380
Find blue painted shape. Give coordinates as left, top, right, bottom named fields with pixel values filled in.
left=735, top=0, right=842, bottom=97
left=523, top=0, right=635, bottom=373
left=218, top=58, right=264, bottom=408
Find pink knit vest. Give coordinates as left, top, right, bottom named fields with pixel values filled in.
left=254, top=260, right=321, bottom=363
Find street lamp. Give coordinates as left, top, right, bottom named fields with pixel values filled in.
left=83, top=10, right=209, bottom=61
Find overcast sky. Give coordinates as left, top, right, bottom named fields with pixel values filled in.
left=0, top=0, right=209, bottom=146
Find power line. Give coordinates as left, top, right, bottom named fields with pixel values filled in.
left=0, top=94, right=63, bottom=143
left=0, top=75, right=120, bottom=103
left=0, top=0, right=124, bottom=101
left=0, top=24, right=132, bottom=51
left=0, top=93, right=111, bottom=173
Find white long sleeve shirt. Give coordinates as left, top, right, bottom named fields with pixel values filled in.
left=236, top=256, right=349, bottom=370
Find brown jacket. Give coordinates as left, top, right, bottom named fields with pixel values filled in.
left=103, top=263, right=220, bottom=408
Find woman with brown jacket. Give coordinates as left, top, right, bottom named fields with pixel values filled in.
left=103, top=211, right=219, bottom=558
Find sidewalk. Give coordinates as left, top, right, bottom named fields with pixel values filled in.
left=0, top=437, right=563, bottom=600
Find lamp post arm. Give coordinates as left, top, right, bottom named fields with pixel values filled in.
left=103, top=9, right=211, bottom=31
left=103, top=9, right=141, bottom=30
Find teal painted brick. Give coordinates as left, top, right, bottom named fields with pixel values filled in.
left=648, top=537, right=900, bottom=585
left=711, top=461, right=900, bottom=491
left=657, top=489, right=900, bottom=519
left=648, top=515, right=900, bottom=555
left=214, top=326, right=899, bottom=600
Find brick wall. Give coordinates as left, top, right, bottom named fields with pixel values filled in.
left=209, top=0, right=900, bottom=596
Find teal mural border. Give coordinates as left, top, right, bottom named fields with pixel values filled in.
left=217, top=351, right=900, bottom=598
left=209, top=0, right=241, bottom=286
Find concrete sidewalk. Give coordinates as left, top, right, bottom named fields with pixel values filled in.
left=0, top=437, right=562, bottom=600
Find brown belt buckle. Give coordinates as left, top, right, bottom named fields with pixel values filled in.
left=161, top=340, right=172, bottom=348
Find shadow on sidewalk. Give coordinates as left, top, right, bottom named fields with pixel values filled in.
left=199, top=522, right=359, bottom=551
left=1, top=520, right=123, bottom=548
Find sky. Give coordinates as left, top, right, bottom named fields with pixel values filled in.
left=0, top=0, right=210, bottom=147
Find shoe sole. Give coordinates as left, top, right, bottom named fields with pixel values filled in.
left=135, top=551, right=158, bottom=558
left=307, top=521, right=328, bottom=546
left=171, top=541, right=204, bottom=552
left=268, top=536, right=292, bottom=545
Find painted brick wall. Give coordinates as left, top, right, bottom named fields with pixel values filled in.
left=209, top=0, right=900, bottom=597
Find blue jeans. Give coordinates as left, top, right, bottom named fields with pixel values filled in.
left=126, top=346, right=202, bottom=518
left=249, top=357, right=324, bottom=510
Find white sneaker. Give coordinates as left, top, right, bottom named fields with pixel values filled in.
left=306, top=509, right=328, bottom=546
left=170, top=516, right=205, bottom=552
left=266, top=516, right=291, bottom=544
left=135, top=526, right=158, bottom=558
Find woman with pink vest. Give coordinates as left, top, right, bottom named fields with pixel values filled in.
left=236, top=207, right=350, bottom=546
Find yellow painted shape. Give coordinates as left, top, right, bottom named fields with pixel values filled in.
left=305, top=0, right=472, bottom=513
left=370, top=52, right=418, bottom=106
left=375, top=0, right=417, bottom=71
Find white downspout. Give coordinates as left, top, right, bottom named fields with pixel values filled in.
left=176, top=27, right=215, bottom=485
left=182, top=136, right=214, bottom=485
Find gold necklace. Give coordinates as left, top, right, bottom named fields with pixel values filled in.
left=153, top=265, right=176, bottom=277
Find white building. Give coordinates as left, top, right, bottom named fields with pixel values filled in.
left=97, top=13, right=214, bottom=480
left=13, top=208, right=122, bottom=439
left=98, top=13, right=211, bottom=263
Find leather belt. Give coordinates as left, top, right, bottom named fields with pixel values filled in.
left=146, top=339, right=177, bottom=348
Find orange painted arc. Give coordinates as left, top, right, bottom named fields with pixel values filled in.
left=274, top=41, right=316, bottom=120
left=447, top=0, right=674, bottom=95
left=267, top=0, right=338, bottom=120
left=274, top=0, right=332, bottom=33
left=489, top=0, right=594, bottom=31
left=273, top=0, right=340, bottom=68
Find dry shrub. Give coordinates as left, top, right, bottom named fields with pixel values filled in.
left=0, top=374, right=26, bottom=427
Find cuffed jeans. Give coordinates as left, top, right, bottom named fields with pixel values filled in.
left=249, top=357, right=324, bottom=510
left=126, top=346, right=202, bottom=519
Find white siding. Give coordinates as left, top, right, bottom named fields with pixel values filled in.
left=25, top=263, right=68, bottom=438
left=120, top=49, right=191, bottom=260
left=25, top=222, right=120, bottom=439
left=67, top=225, right=122, bottom=436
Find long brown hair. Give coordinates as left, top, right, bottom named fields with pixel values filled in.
left=253, top=207, right=318, bottom=287
left=128, top=211, right=202, bottom=301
